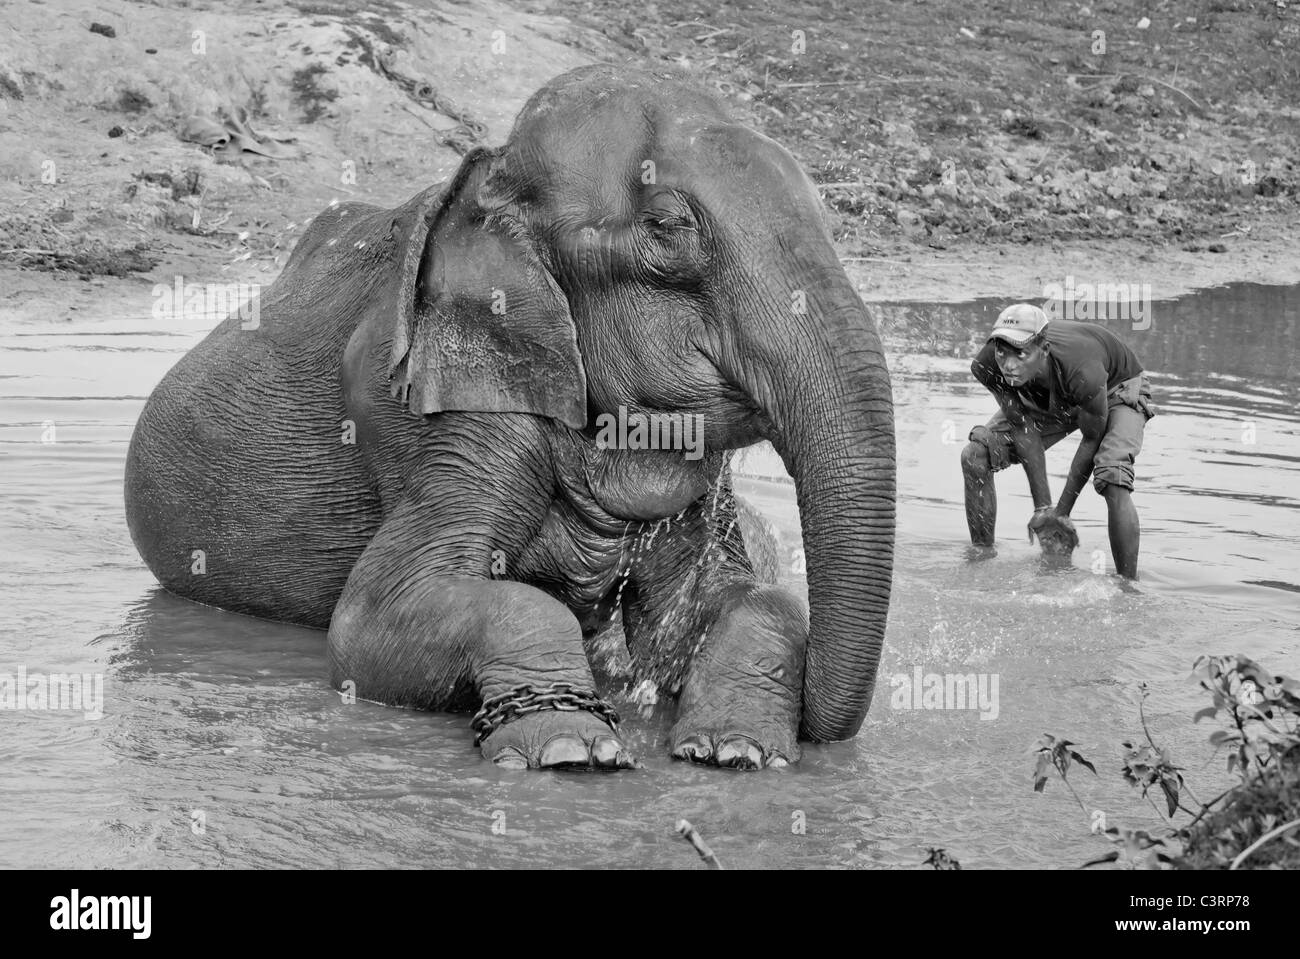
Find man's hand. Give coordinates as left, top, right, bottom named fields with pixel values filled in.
left=1027, top=506, right=1079, bottom=554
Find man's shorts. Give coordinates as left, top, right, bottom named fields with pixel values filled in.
left=968, top=373, right=1154, bottom=493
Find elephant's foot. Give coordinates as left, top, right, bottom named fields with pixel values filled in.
left=669, top=715, right=799, bottom=770
left=480, top=709, right=637, bottom=770
left=668, top=585, right=807, bottom=770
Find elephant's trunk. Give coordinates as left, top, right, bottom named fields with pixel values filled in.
left=761, top=288, right=896, bottom=742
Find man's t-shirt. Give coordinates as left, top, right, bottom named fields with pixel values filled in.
left=971, top=319, right=1143, bottom=415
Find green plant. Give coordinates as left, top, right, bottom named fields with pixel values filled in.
left=1032, top=656, right=1299, bottom=869
left=1032, top=733, right=1096, bottom=810
left=923, top=847, right=961, bottom=870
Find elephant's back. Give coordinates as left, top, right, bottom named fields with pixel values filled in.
left=124, top=201, right=410, bottom=627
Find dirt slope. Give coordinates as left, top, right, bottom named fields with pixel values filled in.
left=1, top=0, right=1297, bottom=320
left=0, top=0, right=605, bottom=288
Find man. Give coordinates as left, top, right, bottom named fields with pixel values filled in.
left=961, top=303, right=1154, bottom=578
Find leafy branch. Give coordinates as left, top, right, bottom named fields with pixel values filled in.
left=1032, top=734, right=1096, bottom=815
left=1029, top=656, right=1300, bottom=869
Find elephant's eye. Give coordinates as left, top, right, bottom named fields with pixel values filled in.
left=647, top=214, right=692, bottom=231
left=635, top=191, right=709, bottom=284
left=640, top=193, right=697, bottom=235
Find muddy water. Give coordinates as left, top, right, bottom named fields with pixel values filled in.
left=1, top=281, right=1296, bottom=869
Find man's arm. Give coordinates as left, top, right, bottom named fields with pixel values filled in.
left=1001, top=395, right=1054, bottom=509
left=1055, top=389, right=1108, bottom=516
left=971, top=356, right=1053, bottom=509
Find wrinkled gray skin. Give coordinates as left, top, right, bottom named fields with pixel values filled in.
left=125, top=65, right=896, bottom=771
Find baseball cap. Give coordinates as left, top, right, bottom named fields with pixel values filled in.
left=988, top=303, right=1048, bottom=347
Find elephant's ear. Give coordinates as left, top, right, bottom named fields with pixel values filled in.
left=388, top=146, right=587, bottom=429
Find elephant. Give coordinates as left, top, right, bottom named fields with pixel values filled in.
left=124, top=64, right=896, bottom=770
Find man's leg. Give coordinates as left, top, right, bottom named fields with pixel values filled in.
left=1093, top=397, right=1148, bottom=580
left=961, top=440, right=997, bottom=545
left=1103, top=485, right=1140, bottom=578
left=963, top=418, right=1016, bottom=546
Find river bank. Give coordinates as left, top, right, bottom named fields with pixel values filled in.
left=6, top=229, right=1299, bottom=328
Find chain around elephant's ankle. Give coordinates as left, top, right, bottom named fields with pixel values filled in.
left=470, top=682, right=621, bottom=745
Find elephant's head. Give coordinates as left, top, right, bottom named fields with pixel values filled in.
left=388, top=65, right=895, bottom=742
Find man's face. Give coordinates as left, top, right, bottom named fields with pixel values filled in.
left=993, top=338, right=1047, bottom=387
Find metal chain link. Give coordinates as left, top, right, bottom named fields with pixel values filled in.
left=470, top=682, right=621, bottom=745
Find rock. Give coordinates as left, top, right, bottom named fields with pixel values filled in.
left=107, top=126, right=124, bottom=138
left=1255, top=175, right=1284, bottom=197
left=1137, top=17, right=1150, bottom=29
left=896, top=208, right=923, bottom=228
left=880, top=121, right=920, bottom=149
left=89, top=22, right=116, bottom=38
left=1207, top=242, right=1227, bottom=253
left=983, top=169, right=1017, bottom=199
left=1002, top=113, right=1044, bottom=139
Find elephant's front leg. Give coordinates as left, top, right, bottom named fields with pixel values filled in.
left=626, top=494, right=808, bottom=769
left=671, top=582, right=807, bottom=769
left=328, top=509, right=634, bottom=770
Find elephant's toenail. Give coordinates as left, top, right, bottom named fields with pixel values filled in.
left=539, top=734, right=591, bottom=768
left=768, top=755, right=789, bottom=768
left=716, top=738, right=764, bottom=770
left=493, top=748, right=528, bottom=770
left=591, top=736, right=628, bottom=767
left=672, top=735, right=712, bottom=763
